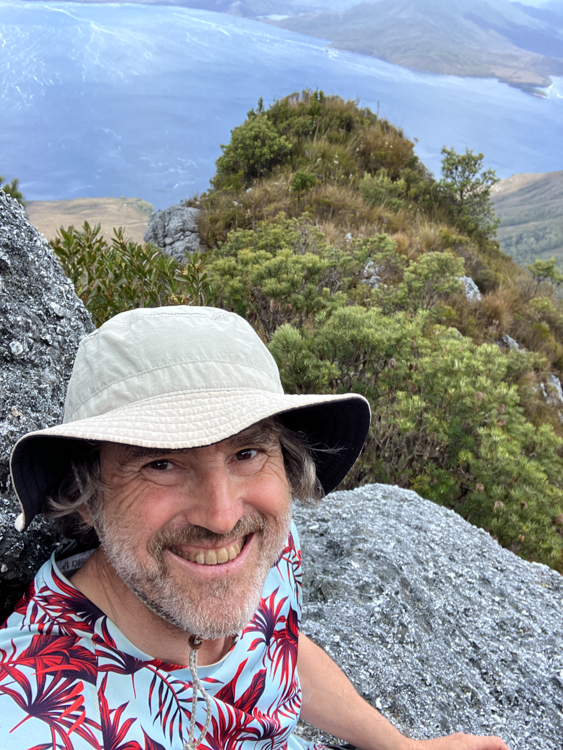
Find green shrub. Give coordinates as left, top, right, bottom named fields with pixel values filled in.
left=269, top=308, right=563, bottom=569
left=1, top=174, right=25, bottom=206
left=291, top=171, right=317, bottom=193
left=360, top=169, right=407, bottom=212
left=51, top=222, right=216, bottom=327
left=438, top=147, right=500, bottom=239
left=206, top=214, right=364, bottom=341
left=214, top=115, right=292, bottom=187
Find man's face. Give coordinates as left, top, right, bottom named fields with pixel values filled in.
left=93, top=423, right=292, bottom=640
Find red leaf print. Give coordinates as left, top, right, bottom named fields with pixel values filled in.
left=98, top=674, right=139, bottom=750
left=271, top=606, right=299, bottom=689
left=0, top=673, right=99, bottom=749
left=245, top=589, right=287, bottom=656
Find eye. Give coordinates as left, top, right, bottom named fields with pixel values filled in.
left=235, top=448, right=259, bottom=461
left=146, top=459, right=174, bottom=471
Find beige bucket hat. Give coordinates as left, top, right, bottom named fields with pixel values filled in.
left=10, top=306, right=371, bottom=531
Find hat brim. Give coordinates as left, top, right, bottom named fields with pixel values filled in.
left=11, top=389, right=371, bottom=530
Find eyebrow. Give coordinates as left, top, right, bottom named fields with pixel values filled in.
left=116, top=425, right=279, bottom=465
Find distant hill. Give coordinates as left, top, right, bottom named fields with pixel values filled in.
left=492, top=171, right=563, bottom=267
left=22, top=0, right=562, bottom=93
left=267, top=0, right=563, bottom=95
left=25, top=197, right=153, bottom=245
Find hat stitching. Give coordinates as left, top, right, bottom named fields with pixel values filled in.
left=66, top=357, right=282, bottom=421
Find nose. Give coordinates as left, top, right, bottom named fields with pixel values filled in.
left=184, top=463, right=244, bottom=536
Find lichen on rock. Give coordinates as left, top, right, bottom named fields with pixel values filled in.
left=0, top=191, right=93, bottom=621
left=294, top=485, right=563, bottom=749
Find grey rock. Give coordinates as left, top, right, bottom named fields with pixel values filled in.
left=293, top=484, right=563, bottom=749
left=498, top=334, right=521, bottom=351
left=0, top=192, right=93, bottom=622
left=460, top=275, right=482, bottom=303
left=362, top=259, right=382, bottom=290
left=542, top=373, right=563, bottom=409
left=143, top=204, right=202, bottom=262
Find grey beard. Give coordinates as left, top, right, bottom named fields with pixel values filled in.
left=95, top=504, right=292, bottom=640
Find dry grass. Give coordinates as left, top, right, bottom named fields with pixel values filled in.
left=26, top=197, right=153, bottom=245
left=475, top=288, right=517, bottom=336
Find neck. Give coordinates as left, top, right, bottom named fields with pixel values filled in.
left=69, top=548, right=233, bottom=666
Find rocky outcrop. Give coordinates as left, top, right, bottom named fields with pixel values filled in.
left=0, top=192, right=93, bottom=621
left=143, top=204, right=202, bottom=262
left=293, top=485, right=562, bottom=750
left=460, top=275, right=482, bottom=303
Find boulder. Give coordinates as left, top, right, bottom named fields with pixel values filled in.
left=143, top=204, right=202, bottom=262
left=293, top=484, right=562, bottom=750
left=0, top=192, right=93, bottom=622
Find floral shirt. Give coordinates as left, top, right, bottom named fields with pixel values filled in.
left=0, top=522, right=326, bottom=750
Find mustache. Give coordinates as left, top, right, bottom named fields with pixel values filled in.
left=148, top=511, right=268, bottom=554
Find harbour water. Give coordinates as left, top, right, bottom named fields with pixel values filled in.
left=1, top=1, right=562, bottom=207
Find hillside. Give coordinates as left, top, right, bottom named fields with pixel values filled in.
left=492, top=170, right=563, bottom=267
left=267, top=0, right=563, bottom=95
left=178, top=90, right=563, bottom=572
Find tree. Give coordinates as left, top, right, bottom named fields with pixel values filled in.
left=527, top=257, right=563, bottom=292
left=437, top=147, right=499, bottom=238
left=0, top=175, right=25, bottom=206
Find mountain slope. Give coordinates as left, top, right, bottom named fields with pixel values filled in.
left=267, top=0, right=563, bottom=94
left=492, top=171, right=563, bottom=267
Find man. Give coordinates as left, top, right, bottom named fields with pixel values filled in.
left=1, top=306, right=510, bottom=750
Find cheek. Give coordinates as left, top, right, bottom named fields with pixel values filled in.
left=104, top=478, right=167, bottom=528
left=247, top=473, right=291, bottom=518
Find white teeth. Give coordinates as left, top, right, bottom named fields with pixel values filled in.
left=174, top=539, right=245, bottom=566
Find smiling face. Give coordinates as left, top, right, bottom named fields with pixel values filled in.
left=92, top=422, right=292, bottom=640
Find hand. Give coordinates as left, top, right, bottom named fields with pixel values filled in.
left=410, top=733, right=511, bottom=750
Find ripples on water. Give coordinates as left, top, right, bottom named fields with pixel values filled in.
left=1, top=2, right=561, bottom=207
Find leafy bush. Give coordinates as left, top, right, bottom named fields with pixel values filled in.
left=291, top=171, right=317, bottom=193
left=214, top=115, right=292, bottom=188
left=360, top=170, right=406, bottom=212
left=438, top=147, right=500, bottom=239
left=51, top=222, right=216, bottom=326
left=206, top=214, right=364, bottom=341
left=269, top=308, right=563, bottom=569
left=1, top=174, right=25, bottom=206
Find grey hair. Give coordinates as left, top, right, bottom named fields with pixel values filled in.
left=44, top=419, right=323, bottom=540
left=45, top=442, right=105, bottom=542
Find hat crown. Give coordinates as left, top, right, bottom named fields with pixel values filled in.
left=64, top=307, right=283, bottom=423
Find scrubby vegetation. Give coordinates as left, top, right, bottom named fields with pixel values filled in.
left=1, top=174, right=25, bottom=206
left=51, top=222, right=216, bottom=326
left=51, top=91, right=563, bottom=572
